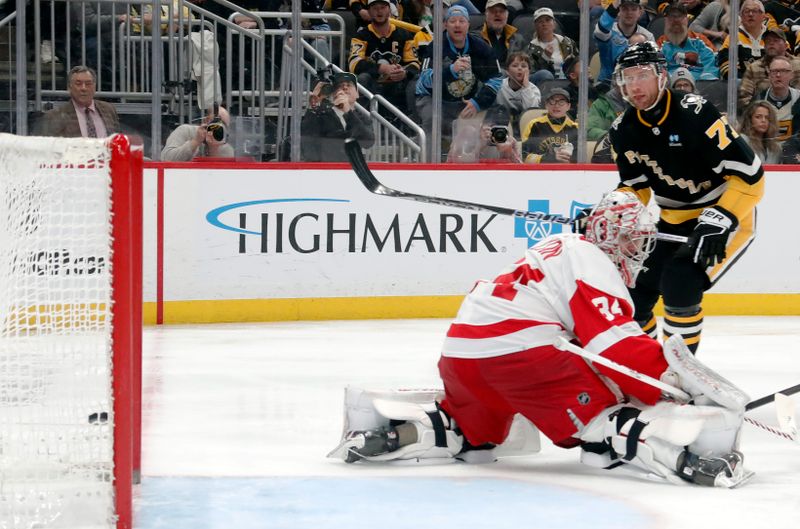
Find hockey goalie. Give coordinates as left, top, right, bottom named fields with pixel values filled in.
left=329, top=191, right=754, bottom=488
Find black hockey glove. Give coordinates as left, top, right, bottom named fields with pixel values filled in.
left=680, top=206, right=738, bottom=268
left=571, top=205, right=595, bottom=234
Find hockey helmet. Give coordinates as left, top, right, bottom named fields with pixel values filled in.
left=584, top=190, right=657, bottom=287
left=613, top=42, right=669, bottom=110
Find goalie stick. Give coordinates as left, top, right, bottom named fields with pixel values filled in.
left=344, top=139, right=688, bottom=244
left=745, top=383, right=800, bottom=411
left=553, top=337, right=800, bottom=444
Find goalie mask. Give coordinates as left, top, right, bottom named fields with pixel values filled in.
left=613, top=42, right=669, bottom=111
left=584, top=191, right=657, bottom=288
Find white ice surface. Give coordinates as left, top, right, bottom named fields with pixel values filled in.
left=138, top=317, right=800, bottom=529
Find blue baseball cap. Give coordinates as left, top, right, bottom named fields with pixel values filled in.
left=445, top=5, right=469, bottom=20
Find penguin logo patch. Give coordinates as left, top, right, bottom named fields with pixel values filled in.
left=577, top=392, right=591, bottom=405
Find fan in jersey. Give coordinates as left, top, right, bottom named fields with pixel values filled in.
left=608, top=41, right=763, bottom=354
left=329, top=191, right=753, bottom=488
left=348, top=0, right=420, bottom=113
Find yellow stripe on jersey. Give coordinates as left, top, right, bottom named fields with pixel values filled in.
left=660, top=207, right=704, bottom=225
left=617, top=185, right=652, bottom=207
left=717, top=175, right=764, bottom=222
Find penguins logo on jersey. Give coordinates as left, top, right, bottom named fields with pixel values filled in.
left=680, top=93, right=707, bottom=115
left=369, top=49, right=402, bottom=65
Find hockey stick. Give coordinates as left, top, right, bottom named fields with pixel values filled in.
left=553, top=336, right=691, bottom=400
left=344, top=138, right=688, bottom=244
left=553, top=337, right=800, bottom=444
left=745, top=383, right=800, bottom=411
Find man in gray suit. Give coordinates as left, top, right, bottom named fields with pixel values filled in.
left=36, top=66, right=120, bottom=138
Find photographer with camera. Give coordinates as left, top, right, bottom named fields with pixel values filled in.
left=161, top=105, right=234, bottom=161
left=447, top=105, right=521, bottom=163
left=301, top=70, right=375, bottom=162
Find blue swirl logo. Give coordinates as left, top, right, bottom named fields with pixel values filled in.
left=206, top=198, right=350, bottom=235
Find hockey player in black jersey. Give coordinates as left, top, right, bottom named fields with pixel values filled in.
left=608, top=42, right=764, bottom=354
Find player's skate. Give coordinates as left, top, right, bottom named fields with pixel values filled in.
left=677, top=450, right=754, bottom=488
left=338, top=426, right=401, bottom=463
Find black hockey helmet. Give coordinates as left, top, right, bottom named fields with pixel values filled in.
left=613, top=42, right=669, bottom=110
left=614, top=41, right=667, bottom=72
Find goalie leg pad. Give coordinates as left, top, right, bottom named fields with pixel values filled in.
left=663, top=334, right=750, bottom=412
left=579, top=401, right=745, bottom=484
left=327, top=387, right=463, bottom=463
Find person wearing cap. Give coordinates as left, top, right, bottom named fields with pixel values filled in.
left=657, top=0, right=706, bottom=22
left=415, top=5, right=503, bottom=159
left=348, top=0, right=420, bottom=113
left=520, top=87, right=578, bottom=163
left=349, top=0, right=400, bottom=28
left=670, top=66, right=698, bottom=93
left=657, top=2, right=719, bottom=80
left=478, top=0, right=527, bottom=71
left=300, top=71, right=375, bottom=162
left=716, top=0, right=780, bottom=79
left=527, top=7, right=579, bottom=84
left=739, top=26, right=800, bottom=108
left=594, top=0, right=655, bottom=86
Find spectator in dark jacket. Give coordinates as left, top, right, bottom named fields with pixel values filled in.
left=301, top=72, right=375, bottom=161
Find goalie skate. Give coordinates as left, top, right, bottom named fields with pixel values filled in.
left=677, top=451, right=754, bottom=488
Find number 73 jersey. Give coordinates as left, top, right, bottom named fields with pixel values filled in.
left=441, top=234, right=667, bottom=404
left=609, top=89, right=763, bottom=225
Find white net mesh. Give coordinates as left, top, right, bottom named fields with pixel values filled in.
left=0, top=134, right=116, bottom=529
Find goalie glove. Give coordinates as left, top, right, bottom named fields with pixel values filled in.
left=680, top=206, right=738, bottom=268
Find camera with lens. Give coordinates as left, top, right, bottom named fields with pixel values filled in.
left=316, top=65, right=335, bottom=96
left=490, top=125, right=509, bottom=145
left=207, top=118, right=227, bottom=143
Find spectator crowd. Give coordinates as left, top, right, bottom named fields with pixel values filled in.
left=17, top=0, right=800, bottom=163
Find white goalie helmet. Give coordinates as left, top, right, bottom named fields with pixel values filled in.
left=584, top=191, right=657, bottom=287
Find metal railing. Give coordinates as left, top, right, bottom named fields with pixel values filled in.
left=276, top=36, right=425, bottom=163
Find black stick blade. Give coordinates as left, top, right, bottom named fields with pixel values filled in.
left=345, top=138, right=381, bottom=192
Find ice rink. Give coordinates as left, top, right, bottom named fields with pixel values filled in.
left=135, top=317, right=800, bottom=529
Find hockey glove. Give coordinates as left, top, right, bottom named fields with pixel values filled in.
left=681, top=206, right=738, bottom=268
left=571, top=205, right=595, bottom=234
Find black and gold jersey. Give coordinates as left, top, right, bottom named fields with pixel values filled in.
left=348, top=23, right=420, bottom=79
left=609, top=89, right=764, bottom=227
left=521, top=115, right=579, bottom=163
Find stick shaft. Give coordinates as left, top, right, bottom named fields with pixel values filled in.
left=553, top=337, right=691, bottom=400
left=745, top=383, right=800, bottom=411
left=344, top=139, right=687, bottom=243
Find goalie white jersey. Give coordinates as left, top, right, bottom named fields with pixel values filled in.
left=438, top=234, right=668, bottom=447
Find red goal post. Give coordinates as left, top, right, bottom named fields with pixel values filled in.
left=0, top=133, right=142, bottom=529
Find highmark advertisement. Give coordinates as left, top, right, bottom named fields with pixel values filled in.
left=143, top=165, right=797, bottom=321
left=159, top=168, right=615, bottom=301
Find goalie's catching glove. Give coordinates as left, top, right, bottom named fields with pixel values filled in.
left=679, top=206, right=738, bottom=268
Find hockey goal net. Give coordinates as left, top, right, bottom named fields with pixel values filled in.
left=0, top=134, right=141, bottom=529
